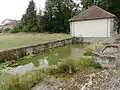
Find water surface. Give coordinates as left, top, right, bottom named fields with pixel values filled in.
left=7, top=44, right=85, bottom=74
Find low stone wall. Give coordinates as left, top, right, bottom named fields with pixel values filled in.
left=0, top=38, right=75, bottom=61
left=0, top=36, right=109, bottom=62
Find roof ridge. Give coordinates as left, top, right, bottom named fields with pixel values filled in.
left=94, top=6, right=116, bottom=17
left=69, top=6, right=116, bottom=22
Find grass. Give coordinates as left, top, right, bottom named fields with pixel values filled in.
left=0, top=71, right=12, bottom=90
left=84, top=41, right=106, bottom=56
left=0, top=70, right=45, bottom=90
left=45, top=56, right=101, bottom=75
left=79, top=57, right=102, bottom=68
left=0, top=33, right=71, bottom=50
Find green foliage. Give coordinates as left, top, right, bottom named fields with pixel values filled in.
left=0, top=71, right=12, bottom=90
left=31, top=26, right=38, bottom=32
left=10, top=25, right=21, bottom=33
left=81, top=0, right=120, bottom=12
left=0, top=58, right=101, bottom=90
left=10, top=29, right=20, bottom=33
left=46, top=57, right=101, bottom=76
left=39, top=0, right=80, bottom=33
left=45, top=65, right=58, bottom=75
left=5, top=70, right=45, bottom=90
left=44, top=59, right=77, bottom=75
left=0, top=61, right=14, bottom=70
left=21, top=0, right=37, bottom=25
left=84, top=42, right=105, bottom=56
left=11, top=0, right=80, bottom=33
left=20, top=0, right=38, bottom=32
left=81, top=0, right=95, bottom=10
left=10, top=0, right=120, bottom=33
left=84, top=48, right=93, bottom=56
left=57, top=59, right=76, bottom=74
left=4, top=28, right=11, bottom=32
left=22, top=25, right=30, bottom=32
left=80, top=57, right=102, bottom=68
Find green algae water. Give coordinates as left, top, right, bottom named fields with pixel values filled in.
left=5, top=44, right=85, bottom=74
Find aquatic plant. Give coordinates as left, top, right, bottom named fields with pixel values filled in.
left=84, top=42, right=106, bottom=56
left=46, top=57, right=101, bottom=75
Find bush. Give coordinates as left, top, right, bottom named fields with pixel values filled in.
left=80, top=57, right=102, bottom=68
left=46, top=57, right=101, bottom=75
left=4, top=28, right=11, bottom=32
left=45, top=65, right=58, bottom=75
left=57, top=59, right=76, bottom=74
left=31, top=26, right=38, bottom=32
left=45, top=59, right=77, bottom=75
left=84, top=48, right=93, bottom=56
left=10, top=24, right=22, bottom=33
left=10, top=29, right=20, bottom=33
left=84, top=42, right=106, bottom=56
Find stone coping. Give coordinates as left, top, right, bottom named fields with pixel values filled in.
left=0, top=37, right=76, bottom=61
left=0, top=37, right=73, bottom=52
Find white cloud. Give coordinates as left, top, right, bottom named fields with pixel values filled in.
left=0, top=0, right=45, bottom=23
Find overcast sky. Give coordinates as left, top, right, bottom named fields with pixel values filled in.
left=0, top=0, right=45, bottom=23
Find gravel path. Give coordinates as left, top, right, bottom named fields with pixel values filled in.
left=32, top=68, right=120, bottom=90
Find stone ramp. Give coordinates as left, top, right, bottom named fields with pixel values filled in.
left=92, top=43, right=120, bottom=69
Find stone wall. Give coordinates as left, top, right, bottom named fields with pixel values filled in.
left=0, top=37, right=109, bottom=62
left=0, top=38, right=75, bottom=61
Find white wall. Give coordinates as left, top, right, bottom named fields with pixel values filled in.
left=70, top=18, right=115, bottom=37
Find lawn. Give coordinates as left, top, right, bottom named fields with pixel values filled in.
left=0, top=33, right=71, bottom=50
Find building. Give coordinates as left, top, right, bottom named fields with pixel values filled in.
left=1, top=19, right=19, bottom=30
left=69, top=6, right=118, bottom=41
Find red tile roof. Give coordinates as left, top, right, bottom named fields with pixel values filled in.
left=4, top=22, right=17, bottom=26
left=1, top=19, right=19, bottom=24
left=69, top=6, right=116, bottom=22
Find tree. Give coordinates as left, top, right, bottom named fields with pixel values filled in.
left=81, top=0, right=120, bottom=12
left=39, top=0, right=80, bottom=33
left=81, top=0, right=95, bottom=10
left=37, top=7, right=43, bottom=32
left=21, top=0, right=38, bottom=32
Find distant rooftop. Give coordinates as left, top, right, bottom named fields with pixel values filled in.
left=1, top=19, right=20, bottom=24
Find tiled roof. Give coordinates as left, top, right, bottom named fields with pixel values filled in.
left=69, top=6, right=116, bottom=22
left=4, top=22, right=17, bottom=26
